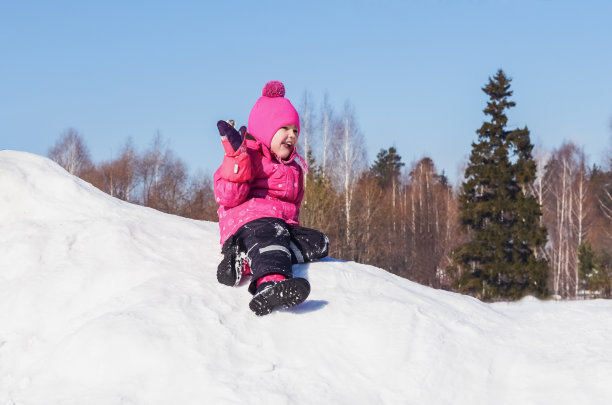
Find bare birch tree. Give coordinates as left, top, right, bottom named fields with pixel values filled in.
left=439, top=179, right=462, bottom=289
left=138, top=133, right=165, bottom=206
left=320, top=93, right=333, bottom=176
left=48, top=128, right=93, bottom=176
left=406, top=158, right=453, bottom=287
left=352, top=173, right=385, bottom=266
left=542, top=142, right=591, bottom=298
left=98, top=139, right=138, bottom=202
left=180, top=171, right=217, bottom=221
left=299, top=90, right=316, bottom=170
left=330, top=102, right=366, bottom=256
left=598, top=134, right=612, bottom=236
left=530, top=147, right=552, bottom=262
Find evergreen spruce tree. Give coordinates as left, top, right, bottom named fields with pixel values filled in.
left=452, top=70, right=548, bottom=300
left=371, top=147, right=404, bottom=189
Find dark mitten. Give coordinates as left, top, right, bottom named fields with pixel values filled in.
left=216, top=120, right=252, bottom=182
left=217, top=120, right=246, bottom=152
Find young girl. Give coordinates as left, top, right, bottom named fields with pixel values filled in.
left=214, top=81, right=329, bottom=316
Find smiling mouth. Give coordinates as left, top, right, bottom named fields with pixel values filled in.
left=283, top=142, right=294, bottom=148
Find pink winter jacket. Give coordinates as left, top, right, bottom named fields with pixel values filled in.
left=214, top=139, right=304, bottom=244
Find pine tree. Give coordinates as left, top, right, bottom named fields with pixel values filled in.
left=370, top=147, right=405, bottom=255
left=371, top=147, right=404, bottom=189
left=452, top=70, right=548, bottom=300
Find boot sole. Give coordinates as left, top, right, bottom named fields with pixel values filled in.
left=249, top=278, right=311, bottom=316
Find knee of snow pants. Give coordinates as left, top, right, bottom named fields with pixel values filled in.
left=234, top=217, right=294, bottom=295
left=288, top=225, right=329, bottom=264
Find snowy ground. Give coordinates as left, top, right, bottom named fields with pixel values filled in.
left=1, top=150, right=612, bottom=405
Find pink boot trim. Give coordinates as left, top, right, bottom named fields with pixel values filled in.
left=256, top=274, right=286, bottom=287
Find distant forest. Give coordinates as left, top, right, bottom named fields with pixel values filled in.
left=47, top=71, right=612, bottom=301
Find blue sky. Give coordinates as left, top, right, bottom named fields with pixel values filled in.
left=2, top=0, right=611, bottom=183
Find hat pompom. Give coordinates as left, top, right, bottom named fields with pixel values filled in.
left=262, top=81, right=285, bottom=97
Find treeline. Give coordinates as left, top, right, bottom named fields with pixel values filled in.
left=536, top=142, right=612, bottom=298
left=47, top=83, right=612, bottom=300
left=294, top=86, right=612, bottom=299
left=300, top=149, right=460, bottom=290
left=48, top=129, right=218, bottom=221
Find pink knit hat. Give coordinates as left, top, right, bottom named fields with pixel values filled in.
left=247, top=81, right=300, bottom=148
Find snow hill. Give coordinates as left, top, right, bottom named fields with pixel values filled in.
left=1, top=150, right=612, bottom=405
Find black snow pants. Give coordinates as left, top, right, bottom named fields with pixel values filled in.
left=232, top=217, right=329, bottom=294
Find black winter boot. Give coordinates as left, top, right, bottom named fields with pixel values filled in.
left=217, top=235, right=249, bottom=287
left=249, top=278, right=311, bottom=316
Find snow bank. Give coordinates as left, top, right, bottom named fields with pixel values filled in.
left=1, top=150, right=611, bottom=405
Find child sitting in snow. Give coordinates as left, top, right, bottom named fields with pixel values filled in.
left=214, top=80, right=329, bottom=316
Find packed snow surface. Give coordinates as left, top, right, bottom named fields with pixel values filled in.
left=1, top=150, right=612, bottom=405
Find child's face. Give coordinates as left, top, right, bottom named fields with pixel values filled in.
left=270, top=124, right=298, bottom=160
